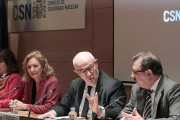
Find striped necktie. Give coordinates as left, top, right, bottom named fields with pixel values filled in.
left=81, top=86, right=92, bottom=118
left=144, top=89, right=153, bottom=119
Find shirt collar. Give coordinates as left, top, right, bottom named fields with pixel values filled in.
left=85, top=84, right=96, bottom=90
left=150, top=76, right=161, bottom=92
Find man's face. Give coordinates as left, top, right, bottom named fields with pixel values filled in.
left=75, top=59, right=99, bottom=86
left=131, top=59, right=149, bottom=89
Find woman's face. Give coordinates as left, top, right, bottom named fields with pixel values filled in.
left=26, top=57, right=43, bottom=82
left=0, top=59, right=7, bottom=76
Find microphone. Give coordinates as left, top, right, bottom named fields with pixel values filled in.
left=93, top=96, right=126, bottom=120
left=0, top=85, right=20, bottom=98
left=28, top=87, right=56, bottom=117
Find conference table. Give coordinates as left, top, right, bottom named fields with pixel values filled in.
left=0, top=108, right=89, bottom=120
left=0, top=108, right=41, bottom=119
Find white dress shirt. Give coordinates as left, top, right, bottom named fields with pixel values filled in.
left=79, top=84, right=96, bottom=116
left=52, top=83, right=106, bottom=118
left=79, top=84, right=105, bottom=119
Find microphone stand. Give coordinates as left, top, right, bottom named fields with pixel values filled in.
left=96, top=99, right=119, bottom=116
left=0, top=86, right=20, bottom=98
left=93, top=96, right=126, bottom=120
left=28, top=87, right=56, bottom=117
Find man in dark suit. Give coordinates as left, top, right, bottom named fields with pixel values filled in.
left=117, top=52, right=180, bottom=120
left=39, top=51, right=126, bottom=119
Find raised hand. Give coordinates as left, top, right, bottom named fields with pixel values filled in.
left=86, top=92, right=99, bottom=113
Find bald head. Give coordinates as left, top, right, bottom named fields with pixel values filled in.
left=73, top=52, right=99, bottom=86
left=73, top=51, right=95, bottom=69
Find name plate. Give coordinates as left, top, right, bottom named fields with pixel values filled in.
left=0, top=112, right=19, bottom=120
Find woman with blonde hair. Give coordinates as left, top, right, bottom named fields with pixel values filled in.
left=15, top=50, right=62, bottom=114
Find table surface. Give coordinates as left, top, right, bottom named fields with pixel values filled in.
left=0, top=108, right=41, bottom=118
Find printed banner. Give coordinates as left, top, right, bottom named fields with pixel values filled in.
left=8, top=0, right=85, bottom=32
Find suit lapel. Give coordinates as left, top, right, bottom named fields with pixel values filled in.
left=92, top=71, right=103, bottom=119
left=95, top=71, right=103, bottom=103
left=77, top=80, right=85, bottom=116
left=136, top=87, right=146, bottom=116
left=151, top=75, right=164, bottom=119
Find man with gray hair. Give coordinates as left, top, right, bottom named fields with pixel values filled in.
left=117, top=52, right=180, bottom=120
left=39, top=51, right=126, bottom=119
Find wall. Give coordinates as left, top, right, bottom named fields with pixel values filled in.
left=10, top=0, right=115, bottom=97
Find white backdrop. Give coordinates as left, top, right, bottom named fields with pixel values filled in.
left=114, top=0, right=180, bottom=83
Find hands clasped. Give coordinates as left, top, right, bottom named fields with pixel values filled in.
left=9, top=99, right=27, bottom=110
left=121, top=108, right=144, bottom=120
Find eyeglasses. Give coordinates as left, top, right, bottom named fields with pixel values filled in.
left=76, top=63, right=95, bottom=75
left=132, top=69, right=147, bottom=75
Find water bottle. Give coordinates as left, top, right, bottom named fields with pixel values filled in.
left=68, top=107, right=77, bottom=120
left=10, top=101, right=18, bottom=114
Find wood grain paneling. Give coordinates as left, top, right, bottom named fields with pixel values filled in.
left=17, top=10, right=93, bottom=61
left=49, top=62, right=78, bottom=97
left=125, top=86, right=132, bottom=104
left=86, top=0, right=93, bottom=9
left=93, top=8, right=113, bottom=62
left=93, top=0, right=113, bottom=8
left=98, top=63, right=113, bottom=76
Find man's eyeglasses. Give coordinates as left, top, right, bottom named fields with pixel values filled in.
left=132, top=69, right=146, bottom=75
left=76, top=63, right=95, bottom=75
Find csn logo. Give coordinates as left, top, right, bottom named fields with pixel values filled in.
left=163, top=10, right=180, bottom=22
left=13, top=0, right=46, bottom=21
left=33, top=0, right=46, bottom=19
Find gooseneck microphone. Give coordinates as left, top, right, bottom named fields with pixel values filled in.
left=28, top=87, right=56, bottom=117
left=0, top=85, right=20, bottom=98
left=93, top=96, right=126, bottom=120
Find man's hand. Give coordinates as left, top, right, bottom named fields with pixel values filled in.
left=121, top=108, right=144, bottom=120
left=86, top=92, right=99, bottom=113
left=38, top=111, right=56, bottom=119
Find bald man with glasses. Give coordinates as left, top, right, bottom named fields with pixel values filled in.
left=39, top=51, right=126, bottom=120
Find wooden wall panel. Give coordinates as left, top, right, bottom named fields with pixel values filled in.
left=49, top=62, right=78, bottom=97
left=93, top=0, right=113, bottom=8
left=86, top=0, right=93, bottom=9
left=125, top=86, right=132, bottom=104
left=98, top=63, right=113, bottom=76
left=93, top=8, right=113, bottom=62
left=17, top=9, right=93, bottom=62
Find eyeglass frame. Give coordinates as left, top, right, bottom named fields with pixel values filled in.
left=132, top=69, right=147, bottom=75
left=75, top=62, right=96, bottom=75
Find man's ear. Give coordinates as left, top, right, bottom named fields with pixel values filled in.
left=74, top=70, right=80, bottom=76
left=146, top=69, right=153, bottom=77
left=74, top=69, right=78, bottom=74
left=95, top=59, right=98, bottom=67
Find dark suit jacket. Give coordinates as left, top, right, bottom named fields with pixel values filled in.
left=117, top=74, right=180, bottom=120
left=52, top=70, right=126, bottom=119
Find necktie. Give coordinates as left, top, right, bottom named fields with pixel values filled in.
left=81, top=86, right=92, bottom=118
left=144, top=90, right=153, bottom=119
